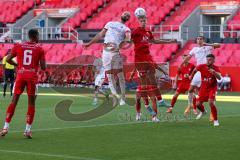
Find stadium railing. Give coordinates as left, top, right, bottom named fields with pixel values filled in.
left=0, top=27, right=80, bottom=42
left=199, top=24, right=240, bottom=39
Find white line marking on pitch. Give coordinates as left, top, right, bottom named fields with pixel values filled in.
left=9, top=114, right=240, bottom=133
left=0, top=149, right=102, bottom=160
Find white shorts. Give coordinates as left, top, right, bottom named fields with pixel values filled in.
left=191, top=71, right=201, bottom=88
left=95, top=74, right=105, bottom=87
left=102, top=50, right=123, bottom=71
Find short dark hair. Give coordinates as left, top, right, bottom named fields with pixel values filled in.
left=206, top=54, right=215, bottom=59
left=28, top=29, right=39, bottom=40
left=197, top=35, right=205, bottom=39
left=182, top=54, right=188, bottom=57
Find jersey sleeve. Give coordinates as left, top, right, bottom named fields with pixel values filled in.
left=125, top=27, right=131, bottom=33
left=104, top=22, right=111, bottom=30
left=189, top=47, right=196, bottom=56
left=11, top=44, right=19, bottom=57
left=177, top=67, right=181, bottom=74
left=40, top=47, right=46, bottom=61
left=196, top=64, right=203, bottom=71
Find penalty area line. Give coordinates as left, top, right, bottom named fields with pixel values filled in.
left=0, top=149, right=102, bottom=160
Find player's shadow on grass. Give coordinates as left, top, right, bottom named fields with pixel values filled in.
left=54, top=89, right=136, bottom=121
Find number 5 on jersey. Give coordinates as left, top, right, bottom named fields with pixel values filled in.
left=23, top=50, right=32, bottom=65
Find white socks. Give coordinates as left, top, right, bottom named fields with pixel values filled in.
left=117, top=72, right=125, bottom=99
left=3, top=122, right=9, bottom=130
left=106, top=74, right=118, bottom=96
left=25, top=124, right=32, bottom=132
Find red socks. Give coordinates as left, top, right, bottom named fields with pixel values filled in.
left=210, top=103, right=218, bottom=120
left=171, top=96, right=178, bottom=108
left=5, top=103, right=16, bottom=123
left=26, top=105, right=35, bottom=125
left=197, top=103, right=205, bottom=112
left=135, top=98, right=141, bottom=113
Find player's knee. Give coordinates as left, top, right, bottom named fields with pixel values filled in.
left=208, top=100, right=215, bottom=106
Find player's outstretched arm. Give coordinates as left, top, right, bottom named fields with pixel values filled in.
left=203, top=43, right=220, bottom=49
left=119, top=31, right=132, bottom=49
left=6, top=54, right=17, bottom=66
left=83, top=29, right=107, bottom=48
left=151, top=39, right=177, bottom=44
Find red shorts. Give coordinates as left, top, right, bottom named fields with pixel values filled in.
left=136, top=86, right=148, bottom=98
left=135, top=55, right=157, bottom=77
left=198, top=88, right=217, bottom=102
left=13, top=79, right=37, bottom=96
left=177, top=82, right=190, bottom=94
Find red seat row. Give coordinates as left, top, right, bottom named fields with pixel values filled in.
left=0, top=0, right=41, bottom=23
left=0, top=43, right=179, bottom=64
left=82, top=0, right=181, bottom=29
left=40, top=0, right=105, bottom=31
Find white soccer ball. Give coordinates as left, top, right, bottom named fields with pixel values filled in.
left=134, top=8, right=146, bottom=18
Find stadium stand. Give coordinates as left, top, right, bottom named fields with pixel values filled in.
left=0, top=43, right=179, bottom=64
left=163, top=0, right=200, bottom=31
left=83, top=0, right=181, bottom=29
left=0, top=0, right=41, bottom=24
left=39, top=0, right=106, bottom=31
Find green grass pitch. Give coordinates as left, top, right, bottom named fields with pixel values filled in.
left=0, top=88, right=239, bottom=160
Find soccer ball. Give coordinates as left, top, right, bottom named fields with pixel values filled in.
left=134, top=8, right=146, bottom=18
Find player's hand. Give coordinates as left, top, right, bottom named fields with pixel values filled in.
left=83, top=42, right=91, bottom=49
left=189, top=75, right=193, bottom=80
left=209, top=68, right=216, bottom=74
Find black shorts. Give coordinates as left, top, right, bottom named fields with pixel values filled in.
left=4, top=69, right=15, bottom=82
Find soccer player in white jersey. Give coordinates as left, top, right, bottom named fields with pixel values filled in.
left=84, top=11, right=131, bottom=106
left=181, top=36, right=220, bottom=115
left=92, top=58, right=109, bottom=105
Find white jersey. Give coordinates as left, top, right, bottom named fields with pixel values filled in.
left=189, top=46, right=213, bottom=65
left=93, top=58, right=104, bottom=76
left=104, top=21, right=130, bottom=47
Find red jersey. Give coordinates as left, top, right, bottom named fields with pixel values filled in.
left=11, top=42, right=45, bottom=81
left=132, top=27, right=154, bottom=62
left=178, top=63, right=195, bottom=83
left=197, top=64, right=220, bottom=89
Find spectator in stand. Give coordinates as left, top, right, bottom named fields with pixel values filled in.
left=55, top=27, right=61, bottom=40
left=4, top=36, right=13, bottom=43
left=220, top=74, right=231, bottom=90
left=217, top=76, right=223, bottom=90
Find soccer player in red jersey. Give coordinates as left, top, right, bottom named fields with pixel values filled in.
left=167, top=55, right=196, bottom=114
left=129, top=68, right=156, bottom=121
left=0, top=29, right=46, bottom=138
left=131, top=11, right=176, bottom=121
left=190, top=54, right=221, bottom=126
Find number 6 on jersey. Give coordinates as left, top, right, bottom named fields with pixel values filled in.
left=23, top=50, right=32, bottom=65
